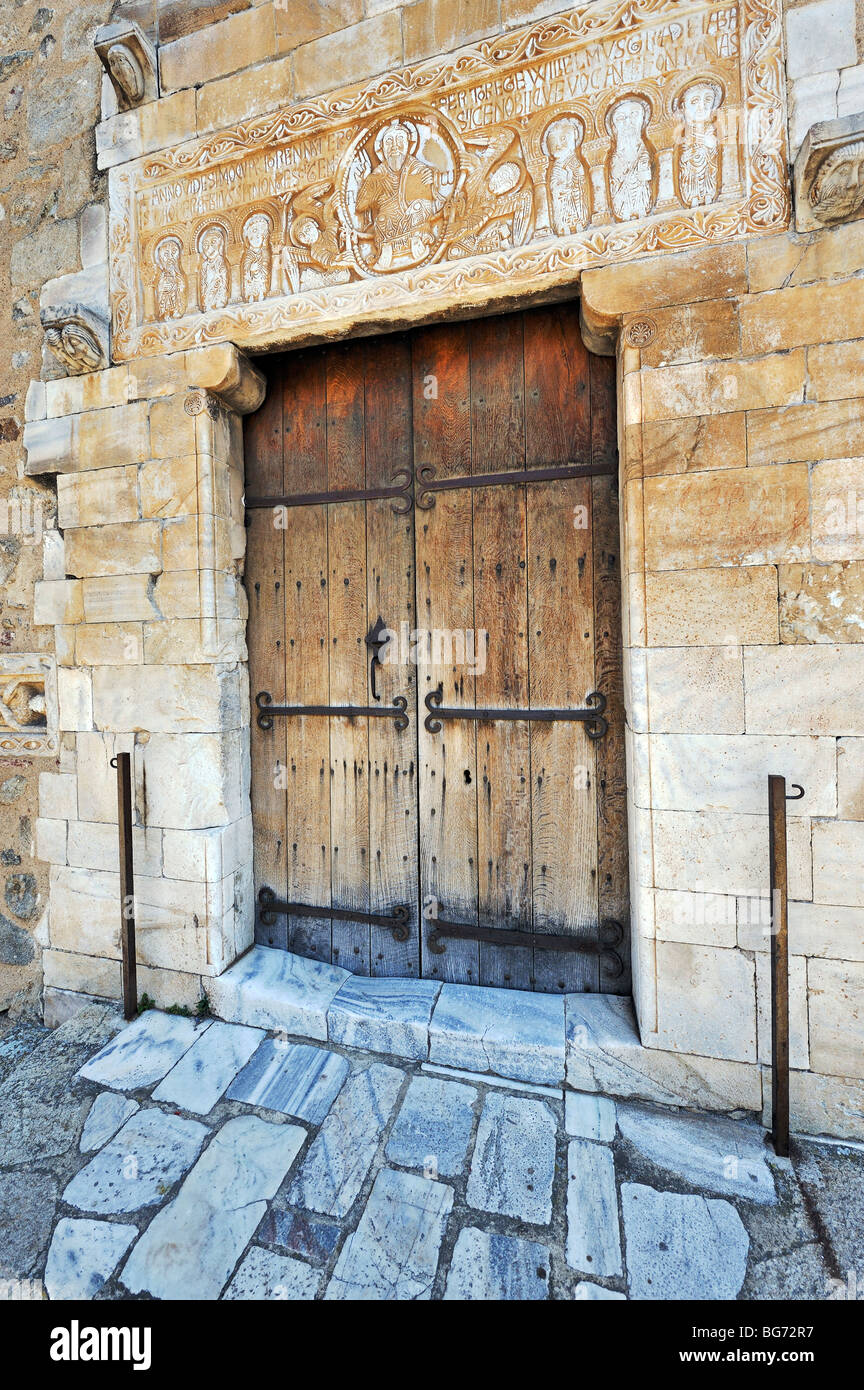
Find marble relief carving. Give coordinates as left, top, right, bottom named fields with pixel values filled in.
left=0, top=656, right=58, bottom=755
left=110, top=0, right=789, bottom=361
left=793, top=112, right=864, bottom=233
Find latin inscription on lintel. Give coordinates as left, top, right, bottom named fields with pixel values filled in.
left=110, top=0, right=788, bottom=361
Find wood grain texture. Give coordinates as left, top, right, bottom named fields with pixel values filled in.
left=244, top=303, right=628, bottom=991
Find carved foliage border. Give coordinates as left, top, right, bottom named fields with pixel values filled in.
left=110, top=0, right=788, bottom=361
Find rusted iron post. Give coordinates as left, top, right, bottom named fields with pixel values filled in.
left=111, top=752, right=137, bottom=1021
left=768, top=773, right=802, bottom=1158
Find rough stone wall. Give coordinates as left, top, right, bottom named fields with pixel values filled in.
left=0, top=0, right=115, bottom=1019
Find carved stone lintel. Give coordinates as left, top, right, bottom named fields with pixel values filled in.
left=94, top=21, right=158, bottom=110
left=40, top=303, right=110, bottom=376
left=794, top=112, right=864, bottom=233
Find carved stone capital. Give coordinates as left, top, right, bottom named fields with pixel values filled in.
left=40, top=304, right=110, bottom=376
left=94, top=21, right=158, bottom=110
left=794, top=112, right=864, bottom=233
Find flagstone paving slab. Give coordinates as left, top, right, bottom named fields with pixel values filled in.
left=121, top=1115, right=305, bottom=1300
left=77, top=1011, right=209, bottom=1092
left=224, top=1246, right=320, bottom=1301
left=566, top=1138, right=623, bottom=1277
left=63, top=1108, right=208, bottom=1215
left=258, top=1208, right=341, bottom=1264
left=565, top=1091, right=617, bottom=1142
left=430, top=984, right=565, bottom=1085
left=621, top=1183, right=750, bottom=1300
left=6, top=1002, right=862, bottom=1302
left=617, top=1102, right=777, bottom=1205
left=328, top=976, right=441, bottom=1060
left=79, top=1092, right=139, bottom=1152
left=443, top=1228, right=550, bottom=1300
left=325, top=1167, right=453, bottom=1300
left=226, top=1038, right=349, bottom=1123
left=44, top=1218, right=137, bottom=1300
left=385, top=1075, right=476, bottom=1178
left=466, top=1092, right=557, bottom=1224
left=153, top=1021, right=264, bottom=1115
left=288, top=1063, right=404, bottom=1219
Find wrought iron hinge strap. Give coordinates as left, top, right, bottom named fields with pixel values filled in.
left=256, top=691, right=409, bottom=731
left=424, top=685, right=607, bottom=740
left=258, top=887, right=410, bottom=942
left=245, top=467, right=414, bottom=516
left=427, top=917, right=624, bottom=979
left=415, top=460, right=616, bottom=508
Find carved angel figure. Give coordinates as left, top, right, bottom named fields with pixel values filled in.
left=606, top=96, right=655, bottom=222
left=241, top=213, right=273, bottom=302
left=154, top=236, right=187, bottom=320
left=352, top=120, right=447, bottom=272
left=809, top=140, right=864, bottom=225
left=675, top=79, right=723, bottom=209
left=197, top=224, right=230, bottom=312
left=543, top=115, right=591, bottom=235
left=280, top=180, right=351, bottom=294
left=447, top=126, right=535, bottom=258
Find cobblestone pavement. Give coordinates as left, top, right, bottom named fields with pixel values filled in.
left=1, top=1005, right=862, bottom=1301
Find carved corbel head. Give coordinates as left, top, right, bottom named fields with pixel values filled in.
left=40, top=304, right=109, bottom=376
left=794, top=112, right=864, bottom=233
left=94, top=21, right=158, bottom=110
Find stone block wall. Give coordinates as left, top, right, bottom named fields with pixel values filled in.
left=1, top=0, right=863, bottom=1136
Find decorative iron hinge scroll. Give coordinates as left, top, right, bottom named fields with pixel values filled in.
left=258, top=887, right=410, bottom=943
left=245, top=467, right=414, bottom=516
left=256, top=691, right=409, bottom=731
left=427, top=916, right=625, bottom=979
left=424, top=685, right=608, bottom=740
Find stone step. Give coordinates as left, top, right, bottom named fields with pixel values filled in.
left=206, top=946, right=763, bottom=1115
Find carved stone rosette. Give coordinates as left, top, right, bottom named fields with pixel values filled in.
left=109, top=0, right=789, bottom=363
left=793, top=112, right=864, bottom=234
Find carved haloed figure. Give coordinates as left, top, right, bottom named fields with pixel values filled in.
left=809, top=140, right=864, bottom=224
left=606, top=95, right=655, bottom=222
left=154, top=236, right=187, bottom=320
left=353, top=120, right=443, bottom=271
left=675, top=78, right=723, bottom=208
left=543, top=115, right=591, bottom=235
left=241, top=213, right=273, bottom=303
left=198, top=224, right=230, bottom=311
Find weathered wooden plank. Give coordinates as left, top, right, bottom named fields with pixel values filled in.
left=414, top=322, right=479, bottom=985
left=523, top=303, right=591, bottom=468
left=283, top=352, right=332, bottom=962
left=527, top=475, right=598, bottom=992
left=244, top=373, right=286, bottom=946
left=365, top=337, right=419, bottom=976
left=326, top=342, right=370, bottom=973
left=470, top=316, right=533, bottom=990
left=590, top=352, right=630, bottom=994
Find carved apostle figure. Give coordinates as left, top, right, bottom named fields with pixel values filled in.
left=154, top=236, right=187, bottom=320
left=197, top=224, right=230, bottom=312
left=606, top=96, right=655, bottom=222
left=809, top=140, right=864, bottom=224
left=543, top=115, right=591, bottom=235
left=353, top=120, right=444, bottom=271
left=675, top=78, right=723, bottom=208
left=241, top=213, right=273, bottom=302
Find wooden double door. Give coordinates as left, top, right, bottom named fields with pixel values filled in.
left=245, top=303, right=629, bottom=994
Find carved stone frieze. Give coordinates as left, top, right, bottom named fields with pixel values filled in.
left=793, top=112, right=864, bottom=233
left=0, top=655, right=58, bottom=756
left=94, top=21, right=158, bottom=111
left=109, top=0, right=789, bottom=362
left=40, top=304, right=110, bottom=376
